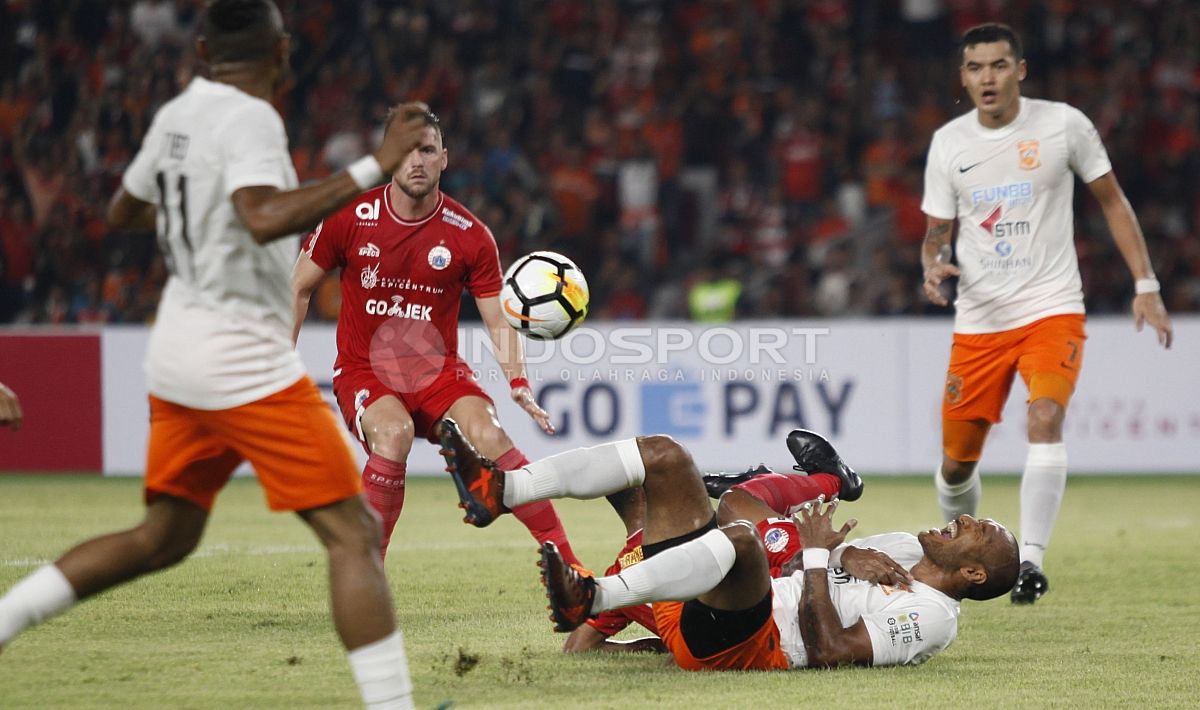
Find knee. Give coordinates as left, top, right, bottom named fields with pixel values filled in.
left=637, top=435, right=690, bottom=478
left=721, top=521, right=764, bottom=560
left=368, top=418, right=415, bottom=460
left=134, top=523, right=200, bottom=572
left=324, top=506, right=383, bottom=559
left=1027, top=399, right=1064, bottom=442
left=467, top=422, right=513, bottom=458
left=941, top=457, right=978, bottom=484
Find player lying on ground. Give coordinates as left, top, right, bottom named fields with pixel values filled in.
left=438, top=422, right=1019, bottom=669
left=564, top=445, right=913, bottom=653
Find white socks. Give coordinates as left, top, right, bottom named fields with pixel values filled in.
left=0, top=564, right=77, bottom=646
left=1019, top=442, right=1068, bottom=568
left=935, top=465, right=981, bottom=522
left=503, top=439, right=645, bottom=508
left=593, top=529, right=737, bottom=612
left=347, top=630, right=415, bottom=710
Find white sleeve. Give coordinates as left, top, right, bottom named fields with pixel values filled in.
left=835, top=532, right=925, bottom=570
left=862, top=596, right=957, bottom=666
left=122, top=111, right=164, bottom=203
left=1065, top=105, right=1112, bottom=183
left=920, top=132, right=957, bottom=220
left=220, top=101, right=292, bottom=196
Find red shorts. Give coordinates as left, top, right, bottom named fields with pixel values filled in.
left=653, top=598, right=789, bottom=671
left=144, top=376, right=361, bottom=512
left=332, top=357, right=494, bottom=448
left=943, top=314, right=1086, bottom=424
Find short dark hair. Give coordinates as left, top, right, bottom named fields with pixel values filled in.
left=963, top=533, right=1021, bottom=601
left=199, top=0, right=283, bottom=64
left=959, top=23, right=1023, bottom=64
left=384, top=106, right=444, bottom=143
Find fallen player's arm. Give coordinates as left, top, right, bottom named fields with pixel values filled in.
left=798, top=567, right=874, bottom=668
left=562, top=625, right=666, bottom=654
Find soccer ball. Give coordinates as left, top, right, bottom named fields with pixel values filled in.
left=500, top=251, right=590, bottom=340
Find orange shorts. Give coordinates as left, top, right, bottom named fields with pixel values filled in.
left=144, top=376, right=362, bottom=512
left=652, top=600, right=789, bottom=671
left=943, top=314, right=1086, bottom=425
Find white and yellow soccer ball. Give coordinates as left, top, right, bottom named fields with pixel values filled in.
left=499, top=251, right=590, bottom=340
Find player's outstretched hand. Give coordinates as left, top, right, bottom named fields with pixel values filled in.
left=1133, top=292, right=1173, bottom=349
left=791, top=496, right=857, bottom=551
left=374, top=102, right=433, bottom=174
left=512, top=384, right=555, bottom=435
left=841, top=547, right=914, bottom=590
left=0, top=381, right=23, bottom=431
left=922, top=263, right=961, bottom=306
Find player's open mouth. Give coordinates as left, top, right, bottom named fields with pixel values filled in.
left=941, top=520, right=958, bottom=539
left=981, top=90, right=997, bottom=101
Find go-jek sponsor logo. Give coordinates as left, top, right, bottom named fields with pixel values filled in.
left=970, top=181, right=1033, bottom=207
left=365, top=295, right=432, bottom=321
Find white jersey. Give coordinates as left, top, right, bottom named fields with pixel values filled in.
left=922, top=97, right=1112, bottom=334
left=122, top=76, right=306, bottom=409
left=771, top=532, right=961, bottom=668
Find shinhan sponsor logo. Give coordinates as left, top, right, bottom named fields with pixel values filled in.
left=970, top=181, right=1033, bottom=206
left=441, top=207, right=473, bottom=230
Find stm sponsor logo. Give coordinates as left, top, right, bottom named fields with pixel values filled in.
left=971, top=181, right=1033, bottom=207
left=365, top=295, right=433, bottom=321
left=441, top=207, right=473, bottom=230
left=979, top=205, right=1030, bottom=238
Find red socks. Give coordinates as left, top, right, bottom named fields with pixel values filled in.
left=362, top=453, right=407, bottom=558
left=733, top=472, right=842, bottom=516
left=495, top=447, right=583, bottom=568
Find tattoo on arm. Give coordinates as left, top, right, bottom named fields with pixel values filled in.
left=922, top=222, right=953, bottom=269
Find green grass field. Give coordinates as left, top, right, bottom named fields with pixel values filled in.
left=1, top=474, right=1198, bottom=709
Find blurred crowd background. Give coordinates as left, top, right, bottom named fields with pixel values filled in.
left=1, top=0, right=1198, bottom=326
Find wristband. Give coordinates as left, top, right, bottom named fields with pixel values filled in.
left=347, top=155, right=385, bottom=190
left=510, top=377, right=530, bottom=391
left=1134, top=277, right=1160, bottom=295
left=802, top=548, right=830, bottom=570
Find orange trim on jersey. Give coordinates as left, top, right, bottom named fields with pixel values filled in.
left=145, top=377, right=361, bottom=512
left=475, top=289, right=501, bottom=298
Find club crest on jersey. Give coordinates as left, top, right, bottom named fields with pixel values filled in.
left=1017, top=140, right=1040, bottom=170
left=355, top=199, right=381, bottom=222
left=428, top=245, right=452, bottom=270
left=358, top=242, right=380, bottom=257
left=361, top=262, right=379, bottom=289
left=764, top=527, right=790, bottom=553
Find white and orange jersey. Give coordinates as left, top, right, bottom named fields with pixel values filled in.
left=771, top=532, right=960, bottom=668
left=122, top=76, right=305, bottom=409
left=922, top=98, right=1112, bottom=334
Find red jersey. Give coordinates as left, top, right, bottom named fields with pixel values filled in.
left=304, top=186, right=502, bottom=374
left=587, top=529, right=658, bottom=637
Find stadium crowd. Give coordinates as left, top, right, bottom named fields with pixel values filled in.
left=1, top=0, right=1197, bottom=325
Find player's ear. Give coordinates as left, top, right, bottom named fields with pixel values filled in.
left=959, top=563, right=987, bottom=587
left=1017, top=59, right=1027, bottom=82
left=276, top=33, right=290, bottom=70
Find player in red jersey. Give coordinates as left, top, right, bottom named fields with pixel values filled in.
left=292, top=108, right=581, bottom=564
left=562, top=487, right=664, bottom=654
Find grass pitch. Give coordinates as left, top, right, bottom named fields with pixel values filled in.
left=1, top=474, right=1197, bottom=709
